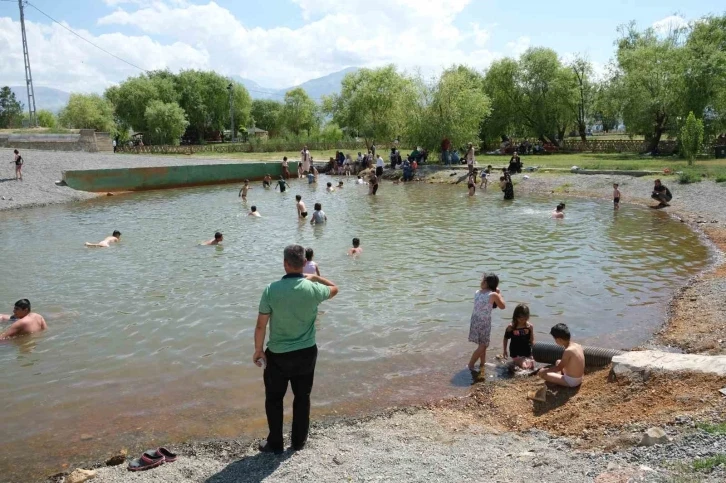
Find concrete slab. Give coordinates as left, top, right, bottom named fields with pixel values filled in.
left=612, top=350, right=726, bottom=377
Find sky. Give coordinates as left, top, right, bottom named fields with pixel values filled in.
left=0, top=0, right=722, bottom=94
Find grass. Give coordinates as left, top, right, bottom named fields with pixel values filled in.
left=692, top=454, right=726, bottom=471
left=678, top=170, right=703, bottom=184
left=716, top=174, right=726, bottom=183
left=697, top=422, right=726, bottom=434
left=0, top=127, right=76, bottom=134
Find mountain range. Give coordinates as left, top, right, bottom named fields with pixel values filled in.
left=5, top=67, right=358, bottom=112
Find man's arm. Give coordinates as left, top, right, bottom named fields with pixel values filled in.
left=252, top=313, right=270, bottom=366
left=0, top=314, right=10, bottom=322
left=0, top=320, right=26, bottom=340
left=305, top=274, right=339, bottom=299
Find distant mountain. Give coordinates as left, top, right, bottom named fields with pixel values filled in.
left=234, top=66, right=359, bottom=101
left=9, top=86, right=70, bottom=113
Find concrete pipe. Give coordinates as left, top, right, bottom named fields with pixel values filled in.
left=532, top=342, right=623, bottom=367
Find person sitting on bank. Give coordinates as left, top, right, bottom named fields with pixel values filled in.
left=202, top=232, right=223, bottom=245
left=85, top=230, right=121, bottom=248
left=0, top=299, right=47, bottom=340
left=537, top=323, right=585, bottom=388
left=508, top=151, right=523, bottom=174
left=651, top=179, right=672, bottom=208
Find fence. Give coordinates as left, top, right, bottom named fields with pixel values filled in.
left=559, top=139, right=678, bottom=154
left=116, top=141, right=377, bottom=155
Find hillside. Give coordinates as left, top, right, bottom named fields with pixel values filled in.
left=9, top=86, right=70, bottom=113
left=235, top=66, right=358, bottom=101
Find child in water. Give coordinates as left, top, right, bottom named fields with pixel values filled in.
left=468, top=182, right=476, bottom=196
left=503, top=303, right=535, bottom=371
left=238, top=179, right=250, bottom=201
left=303, top=248, right=321, bottom=275
left=613, top=183, right=621, bottom=210
left=467, top=273, right=506, bottom=373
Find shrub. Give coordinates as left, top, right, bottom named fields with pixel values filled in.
left=678, top=171, right=702, bottom=184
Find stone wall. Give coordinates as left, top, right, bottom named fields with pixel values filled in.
left=0, top=130, right=108, bottom=152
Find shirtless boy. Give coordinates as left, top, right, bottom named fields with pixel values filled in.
left=347, top=238, right=362, bottom=256
left=263, top=174, right=272, bottom=188
left=85, top=230, right=121, bottom=247
left=239, top=180, right=250, bottom=201
left=0, top=299, right=47, bottom=339
left=202, top=232, right=224, bottom=245
left=248, top=206, right=261, bottom=217
left=613, top=183, right=621, bottom=210
left=537, top=323, right=585, bottom=387
left=552, top=203, right=565, bottom=219
left=296, top=195, right=308, bottom=218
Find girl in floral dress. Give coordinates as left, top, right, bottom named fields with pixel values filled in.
left=468, top=273, right=506, bottom=372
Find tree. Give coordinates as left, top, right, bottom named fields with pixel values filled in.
left=105, top=72, right=179, bottom=134
left=250, top=99, right=283, bottom=136
left=409, top=66, right=491, bottom=151
left=144, top=101, right=189, bottom=145
left=592, top=77, right=622, bottom=133
left=613, top=23, right=687, bottom=152
left=570, top=56, right=595, bottom=141
left=318, top=122, right=344, bottom=143
left=58, top=93, right=116, bottom=133
left=324, top=65, right=415, bottom=148
left=280, top=87, right=318, bottom=137
left=0, top=86, right=24, bottom=128
left=680, top=111, right=704, bottom=165
left=37, top=109, right=57, bottom=128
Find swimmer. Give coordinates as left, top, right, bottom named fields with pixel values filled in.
left=296, top=195, right=308, bottom=219
left=202, top=232, right=224, bottom=245
left=248, top=206, right=261, bottom=217
left=310, top=203, right=327, bottom=225
left=275, top=176, right=290, bottom=193
left=347, top=237, right=362, bottom=256
left=85, top=230, right=121, bottom=247
left=239, top=179, right=250, bottom=201
left=552, top=203, right=565, bottom=219
left=338, top=180, right=344, bottom=189
left=326, top=182, right=335, bottom=192
left=263, top=174, right=272, bottom=188
left=356, top=175, right=366, bottom=185
left=468, top=182, right=476, bottom=196
left=0, top=299, right=47, bottom=340
left=307, top=171, right=315, bottom=184
left=303, top=247, right=321, bottom=275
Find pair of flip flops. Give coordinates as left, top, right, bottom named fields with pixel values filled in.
left=127, top=447, right=177, bottom=471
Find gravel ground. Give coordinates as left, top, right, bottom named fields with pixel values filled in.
left=0, top=148, right=252, bottom=211
left=86, top=409, right=724, bottom=483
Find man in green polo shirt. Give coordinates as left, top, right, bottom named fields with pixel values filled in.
left=253, top=244, right=338, bottom=454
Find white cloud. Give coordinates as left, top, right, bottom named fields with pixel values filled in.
left=506, top=36, right=530, bottom=57
left=0, top=0, right=514, bottom=94
left=652, top=15, right=688, bottom=35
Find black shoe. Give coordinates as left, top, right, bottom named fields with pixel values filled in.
left=258, top=440, right=284, bottom=455
left=292, top=442, right=306, bottom=451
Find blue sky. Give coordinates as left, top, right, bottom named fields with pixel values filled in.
left=0, top=0, right=722, bottom=93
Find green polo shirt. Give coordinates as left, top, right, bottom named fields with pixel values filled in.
left=259, top=273, right=331, bottom=353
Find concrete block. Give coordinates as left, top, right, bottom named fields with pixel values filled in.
left=638, top=427, right=670, bottom=446
left=611, top=350, right=726, bottom=377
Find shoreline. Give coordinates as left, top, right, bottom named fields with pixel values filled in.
left=7, top=157, right=720, bottom=481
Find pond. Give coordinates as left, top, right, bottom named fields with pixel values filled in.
left=0, top=178, right=709, bottom=480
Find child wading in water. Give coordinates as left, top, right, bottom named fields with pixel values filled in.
left=503, top=304, right=535, bottom=371
left=613, top=183, right=621, bottom=210
left=468, top=273, right=506, bottom=372
left=303, top=248, right=321, bottom=275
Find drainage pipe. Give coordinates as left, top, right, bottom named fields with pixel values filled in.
left=532, top=342, right=623, bottom=367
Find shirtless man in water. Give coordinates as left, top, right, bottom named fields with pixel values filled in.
left=0, top=299, right=47, bottom=339
left=85, top=230, right=121, bottom=247
left=296, top=195, right=308, bottom=219
left=538, top=323, right=585, bottom=387
left=201, top=232, right=224, bottom=245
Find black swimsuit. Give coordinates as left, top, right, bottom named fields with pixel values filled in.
left=614, top=197, right=620, bottom=203
left=504, top=324, right=532, bottom=358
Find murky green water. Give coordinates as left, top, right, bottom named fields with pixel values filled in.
left=0, top=179, right=709, bottom=481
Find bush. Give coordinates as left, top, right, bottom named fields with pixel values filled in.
left=715, top=174, right=726, bottom=183
left=678, top=171, right=702, bottom=184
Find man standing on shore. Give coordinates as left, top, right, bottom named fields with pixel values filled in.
left=253, top=245, right=338, bottom=453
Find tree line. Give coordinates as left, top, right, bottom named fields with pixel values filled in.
left=8, top=14, right=725, bottom=155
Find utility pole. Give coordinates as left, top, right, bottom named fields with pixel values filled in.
left=227, top=83, right=235, bottom=142
left=18, top=0, right=37, bottom=127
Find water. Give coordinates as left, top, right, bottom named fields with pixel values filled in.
left=0, top=179, right=709, bottom=481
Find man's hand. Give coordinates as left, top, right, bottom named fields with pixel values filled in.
left=253, top=350, right=266, bottom=367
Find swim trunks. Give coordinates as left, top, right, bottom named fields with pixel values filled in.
left=300, top=211, right=308, bottom=218
left=614, top=197, right=620, bottom=204
left=562, top=373, right=582, bottom=387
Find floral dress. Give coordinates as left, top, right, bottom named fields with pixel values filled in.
left=468, top=290, right=493, bottom=346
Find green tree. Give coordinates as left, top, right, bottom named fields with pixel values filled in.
left=281, top=87, right=318, bottom=137
left=58, top=93, right=116, bottom=132
left=592, top=77, right=622, bottom=133
left=105, top=72, right=179, bottom=134
left=318, top=122, right=344, bottom=143
left=570, top=57, right=595, bottom=141
left=409, top=66, right=491, bottom=151
left=0, top=86, right=24, bottom=128
left=613, top=23, right=687, bottom=152
left=144, top=101, right=189, bottom=145
left=37, top=109, right=57, bottom=128
left=324, top=65, right=415, bottom=148
left=680, top=111, right=704, bottom=165
left=250, top=99, right=283, bottom=135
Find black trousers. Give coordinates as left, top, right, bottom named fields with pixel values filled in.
left=264, top=345, right=317, bottom=449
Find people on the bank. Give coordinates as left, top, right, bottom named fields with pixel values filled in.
left=303, top=247, right=321, bottom=276
left=347, top=238, right=362, bottom=256
left=85, top=230, right=121, bottom=248
left=263, top=174, right=272, bottom=188
left=508, top=151, right=523, bottom=174
left=552, top=203, right=565, bottom=219
left=537, top=323, right=584, bottom=388
left=651, top=179, right=672, bottom=208
left=0, top=299, right=47, bottom=340
left=281, top=157, right=290, bottom=179
left=275, top=176, right=290, bottom=193
left=202, top=232, right=223, bottom=245
left=467, top=273, right=506, bottom=372
left=503, top=303, right=535, bottom=371
left=466, top=143, right=475, bottom=176
left=310, top=203, right=327, bottom=225
left=253, top=244, right=338, bottom=454
left=11, top=149, right=23, bottom=181
left=613, top=183, right=621, bottom=210
left=238, top=180, right=250, bottom=201
left=248, top=206, right=261, bottom=217
left=326, top=182, right=335, bottom=192
left=376, top=154, right=384, bottom=179
left=296, top=195, right=308, bottom=219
